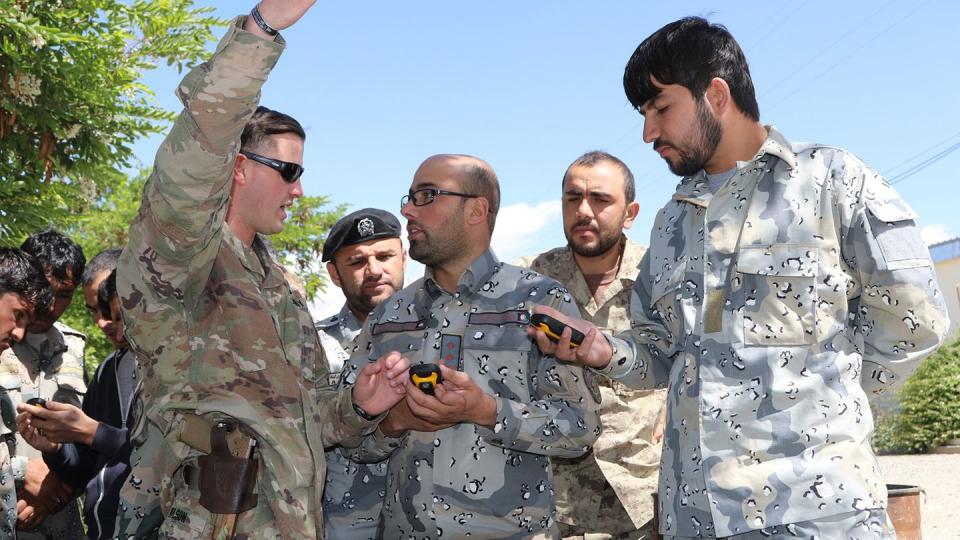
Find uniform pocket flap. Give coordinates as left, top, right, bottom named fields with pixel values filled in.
left=650, top=262, right=685, bottom=303
left=0, top=373, right=20, bottom=391
left=864, top=197, right=918, bottom=223
left=737, top=244, right=819, bottom=277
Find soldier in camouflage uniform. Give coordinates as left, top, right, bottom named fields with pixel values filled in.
left=0, top=247, right=54, bottom=538
left=0, top=230, right=86, bottom=539
left=519, top=151, right=665, bottom=539
left=317, top=208, right=407, bottom=539
left=533, top=17, right=949, bottom=539
left=345, top=154, right=601, bottom=539
left=114, top=3, right=410, bottom=538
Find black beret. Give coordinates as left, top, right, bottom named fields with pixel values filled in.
left=322, top=208, right=402, bottom=262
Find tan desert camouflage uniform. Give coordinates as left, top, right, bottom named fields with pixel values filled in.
left=115, top=18, right=380, bottom=539
left=0, top=322, right=86, bottom=538
left=601, top=127, right=949, bottom=537
left=521, top=237, right=666, bottom=538
left=318, top=306, right=389, bottom=540
left=348, top=249, right=601, bottom=539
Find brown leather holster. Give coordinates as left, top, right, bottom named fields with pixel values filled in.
left=183, top=418, right=259, bottom=515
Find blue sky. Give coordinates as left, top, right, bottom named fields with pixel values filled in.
left=132, top=1, right=959, bottom=316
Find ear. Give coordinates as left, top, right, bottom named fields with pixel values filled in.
left=326, top=261, right=343, bottom=289
left=623, top=201, right=640, bottom=230
left=704, top=77, right=732, bottom=117
left=466, top=197, right=489, bottom=227
left=232, top=153, right=249, bottom=186
left=401, top=247, right=408, bottom=270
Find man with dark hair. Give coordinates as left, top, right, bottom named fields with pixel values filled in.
left=317, top=208, right=408, bottom=539
left=533, top=16, right=948, bottom=539
left=0, top=247, right=52, bottom=537
left=80, top=248, right=123, bottom=347
left=350, top=154, right=600, bottom=538
left=18, top=252, right=135, bottom=538
left=519, top=150, right=665, bottom=539
left=0, top=229, right=86, bottom=538
left=114, top=2, right=410, bottom=537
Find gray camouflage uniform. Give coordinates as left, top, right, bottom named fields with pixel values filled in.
left=0, top=322, right=86, bottom=539
left=349, top=249, right=602, bottom=539
left=318, top=306, right=389, bottom=540
left=601, top=127, right=949, bottom=538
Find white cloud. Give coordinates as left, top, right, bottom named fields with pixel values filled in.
left=921, top=224, right=954, bottom=246
left=491, top=200, right=563, bottom=262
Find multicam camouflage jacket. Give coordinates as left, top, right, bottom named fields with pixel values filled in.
left=116, top=18, right=378, bottom=539
left=318, top=305, right=389, bottom=540
left=521, top=237, right=666, bottom=531
left=601, top=127, right=949, bottom=537
left=346, top=249, right=602, bottom=539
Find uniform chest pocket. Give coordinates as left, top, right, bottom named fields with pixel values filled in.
left=52, top=373, right=86, bottom=403
left=735, top=244, right=819, bottom=347
left=649, top=262, right=686, bottom=342
left=463, top=312, right=532, bottom=403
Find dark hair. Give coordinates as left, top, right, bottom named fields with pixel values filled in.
left=240, top=106, right=306, bottom=152
left=81, top=248, right=122, bottom=287
left=623, top=17, right=760, bottom=121
left=460, top=164, right=500, bottom=234
left=97, top=268, right=118, bottom=320
left=565, top=151, right=636, bottom=203
left=0, top=247, right=53, bottom=313
left=20, top=228, right=85, bottom=284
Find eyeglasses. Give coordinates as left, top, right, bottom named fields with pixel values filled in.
left=240, top=151, right=305, bottom=183
left=401, top=188, right=478, bottom=208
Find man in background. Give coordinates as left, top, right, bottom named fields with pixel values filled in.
left=0, top=247, right=52, bottom=537
left=0, top=229, right=86, bottom=537
left=318, top=208, right=407, bottom=539
left=520, top=151, right=665, bottom=539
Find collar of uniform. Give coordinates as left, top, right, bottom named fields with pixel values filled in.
left=335, top=303, right=363, bottom=334
left=422, top=248, right=500, bottom=298
left=26, top=324, right=67, bottom=358
left=671, top=171, right=712, bottom=208
left=742, top=125, right=797, bottom=171
left=619, top=237, right=646, bottom=281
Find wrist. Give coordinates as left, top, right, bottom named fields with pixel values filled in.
left=245, top=5, right=278, bottom=39
left=471, top=394, right=498, bottom=429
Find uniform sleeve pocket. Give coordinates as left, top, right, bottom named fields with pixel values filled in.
left=864, top=198, right=929, bottom=270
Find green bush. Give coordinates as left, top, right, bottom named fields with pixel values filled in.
left=873, top=337, right=960, bottom=454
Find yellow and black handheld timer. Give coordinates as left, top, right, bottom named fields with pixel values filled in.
left=409, top=364, right=442, bottom=395
left=529, top=313, right=585, bottom=348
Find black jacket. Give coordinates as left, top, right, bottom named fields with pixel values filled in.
left=44, top=348, right=136, bottom=539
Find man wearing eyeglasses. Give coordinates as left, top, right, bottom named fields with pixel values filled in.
left=114, top=2, right=410, bottom=538
left=342, top=154, right=602, bottom=538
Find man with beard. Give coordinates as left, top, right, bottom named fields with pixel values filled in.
left=347, top=154, right=601, bottom=538
left=531, top=17, right=948, bottom=539
left=0, top=247, right=52, bottom=537
left=317, top=208, right=408, bottom=539
left=0, top=229, right=86, bottom=538
left=518, top=151, right=665, bottom=539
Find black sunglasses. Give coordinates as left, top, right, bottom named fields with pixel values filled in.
left=401, top=188, right=478, bottom=208
left=240, top=151, right=305, bottom=183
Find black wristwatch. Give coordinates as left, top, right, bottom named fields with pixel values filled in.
left=353, top=402, right=377, bottom=421
left=250, top=5, right=278, bottom=36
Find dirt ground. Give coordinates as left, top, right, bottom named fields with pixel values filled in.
left=878, top=453, right=960, bottom=539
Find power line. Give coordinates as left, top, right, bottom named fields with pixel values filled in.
left=765, top=0, right=931, bottom=115
left=889, top=139, right=960, bottom=185
left=882, top=129, right=960, bottom=177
